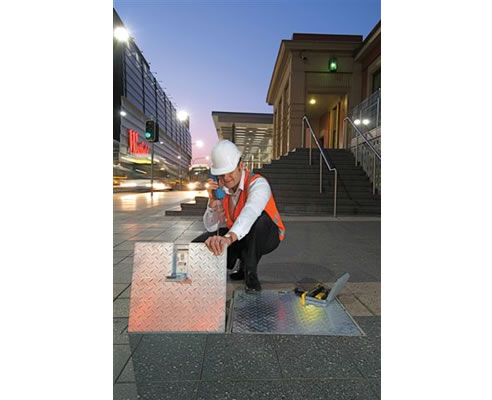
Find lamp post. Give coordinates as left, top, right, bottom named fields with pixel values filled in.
left=177, top=155, right=182, bottom=189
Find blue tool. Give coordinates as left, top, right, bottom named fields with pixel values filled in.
left=210, top=175, right=226, bottom=200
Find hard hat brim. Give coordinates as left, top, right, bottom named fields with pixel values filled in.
left=210, top=164, right=237, bottom=176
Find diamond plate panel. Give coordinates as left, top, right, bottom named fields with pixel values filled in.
left=231, top=290, right=362, bottom=336
left=128, top=242, right=227, bottom=333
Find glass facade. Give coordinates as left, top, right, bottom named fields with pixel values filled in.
left=114, top=11, right=192, bottom=186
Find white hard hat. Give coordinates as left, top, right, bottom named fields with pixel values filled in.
left=210, top=140, right=242, bottom=175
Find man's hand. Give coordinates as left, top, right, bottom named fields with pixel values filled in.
left=206, top=178, right=220, bottom=209
left=204, top=235, right=232, bottom=256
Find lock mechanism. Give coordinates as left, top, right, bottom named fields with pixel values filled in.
left=166, top=244, right=189, bottom=282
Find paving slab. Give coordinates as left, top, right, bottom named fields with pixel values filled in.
left=114, top=250, right=134, bottom=264
left=346, top=283, right=381, bottom=316
left=114, top=318, right=129, bottom=344
left=354, top=317, right=380, bottom=338
left=113, top=383, right=138, bottom=400
left=273, top=335, right=362, bottom=379
left=114, top=344, right=132, bottom=383
left=114, top=262, right=134, bottom=284
left=368, top=378, right=381, bottom=398
left=342, top=336, right=381, bottom=379
left=338, top=294, right=374, bottom=317
left=132, top=382, right=199, bottom=400
left=113, top=241, right=139, bottom=251
left=114, top=233, right=139, bottom=246
left=118, top=356, right=136, bottom=382
left=114, top=284, right=130, bottom=300
left=284, top=378, right=378, bottom=400
left=118, top=284, right=131, bottom=299
left=129, top=334, right=207, bottom=383
left=113, top=298, right=129, bottom=318
left=197, top=379, right=286, bottom=400
left=259, top=221, right=380, bottom=283
left=201, top=334, right=281, bottom=380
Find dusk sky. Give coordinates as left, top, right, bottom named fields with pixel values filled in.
left=114, top=0, right=381, bottom=162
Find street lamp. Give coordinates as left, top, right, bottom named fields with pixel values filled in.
left=114, top=27, right=129, bottom=43
left=177, top=110, right=189, bottom=121
left=194, top=140, right=204, bottom=148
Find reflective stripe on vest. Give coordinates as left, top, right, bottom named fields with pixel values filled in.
left=223, top=170, right=285, bottom=241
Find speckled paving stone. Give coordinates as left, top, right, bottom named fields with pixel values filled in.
left=114, top=318, right=129, bottom=344
left=354, top=317, right=380, bottom=338
left=201, top=334, right=281, bottom=380
left=131, top=382, right=198, bottom=400
left=114, top=250, right=134, bottom=264
left=129, top=334, right=207, bottom=383
left=114, top=262, right=134, bottom=284
left=368, top=378, right=381, bottom=398
left=342, top=337, right=381, bottom=378
left=114, top=241, right=139, bottom=251
left=118, top=356, right=136, bottom=382
left=273, top=335, right=361, bottom=378
left=114, top=344, right=132, bottom=383
left=197, top=380, right=288, bottom=400
left=114, top=284, right=130, bottom=300
left=284, top=378, right=378, bottom=400
left=113, top=383, right=138, bottom=400
left=113, top=298, right=129, bottom=318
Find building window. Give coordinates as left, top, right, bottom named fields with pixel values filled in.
left=372, top=68, right=381, bottom=93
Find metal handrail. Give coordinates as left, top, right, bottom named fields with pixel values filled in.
left=344, top=117, right=381, bottom=161
left=302, top=116, right=338, bottom=217
left=344, top=116, right=381, bottom=194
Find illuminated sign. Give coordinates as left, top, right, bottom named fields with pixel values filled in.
left=128, top=129, right=150, bottom=155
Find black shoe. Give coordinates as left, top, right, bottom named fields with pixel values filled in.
left=229, top=270, right=245, bottom=281
left=245, top=271, right=262, bottom=293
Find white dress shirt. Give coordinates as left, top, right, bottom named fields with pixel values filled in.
left=203, top=170, right=272, bottom=241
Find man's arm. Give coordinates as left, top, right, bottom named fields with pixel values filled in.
left=228, top=177, right=271, bottom=241
left=203, top=178, right=225, bottom=232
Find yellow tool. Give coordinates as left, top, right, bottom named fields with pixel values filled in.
left=297, top=284, right=325, bottom=306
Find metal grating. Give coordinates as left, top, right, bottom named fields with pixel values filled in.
left=128, top=242, right=227, bottom=333
left=230, top=290, right=363, bottom=336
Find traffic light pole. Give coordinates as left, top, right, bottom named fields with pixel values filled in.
left=150, top=142, right=154, bottom=197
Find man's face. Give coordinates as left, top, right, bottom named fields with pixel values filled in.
left=218, top=161, right=243, bottom=190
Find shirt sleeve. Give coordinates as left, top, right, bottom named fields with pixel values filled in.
left=203, top=199, right=226, bottom=233
left=228, top=177, right=271, bottom=241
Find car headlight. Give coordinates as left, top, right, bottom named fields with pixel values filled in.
left=187, top=182, right=197, bottom=190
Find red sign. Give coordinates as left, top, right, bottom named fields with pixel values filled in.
left=128, top=129, right=150, bottom=155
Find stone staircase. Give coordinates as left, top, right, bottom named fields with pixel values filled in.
left=165, top=148, right=380, bottom=216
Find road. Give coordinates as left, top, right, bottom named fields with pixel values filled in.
left=113, top=190, right=207, bottom=213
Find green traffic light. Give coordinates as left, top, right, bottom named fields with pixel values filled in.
left=145, top=132, right=151, bottom=139
left=328, top=57, right=338, bottom=72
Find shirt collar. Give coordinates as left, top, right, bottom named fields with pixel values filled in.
left=224, top=169, right=246, bottom=195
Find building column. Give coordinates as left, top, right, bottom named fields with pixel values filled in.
left=288, top=61, right=306, bottom=151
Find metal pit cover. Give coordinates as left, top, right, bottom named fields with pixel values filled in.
left=128, top=242, right=227, bottom=333
left=230, top=290, right=363, bottom=336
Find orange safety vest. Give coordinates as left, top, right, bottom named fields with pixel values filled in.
left=223, top=170, right=285, bottom=240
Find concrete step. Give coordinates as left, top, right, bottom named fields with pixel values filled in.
left=275, top=198, right=380, bottom=206
left=260, top=170, right=367, bottom=178
left=165, top=209, right=205, bottom=216
left=272, top=184, right=378, bottom=197
left=278, top=204, right=380, bottom=215
left=262, top=163, right=362, bottom=171
left=264, top=177, right=372, bottom=186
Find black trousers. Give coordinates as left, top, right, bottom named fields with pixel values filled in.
left=192, top=211, right=280, bottom=274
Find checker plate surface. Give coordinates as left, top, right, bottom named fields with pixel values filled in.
left=128, top=242, right=227, bottom=333
left=231, top=290, right=362, bottom=336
